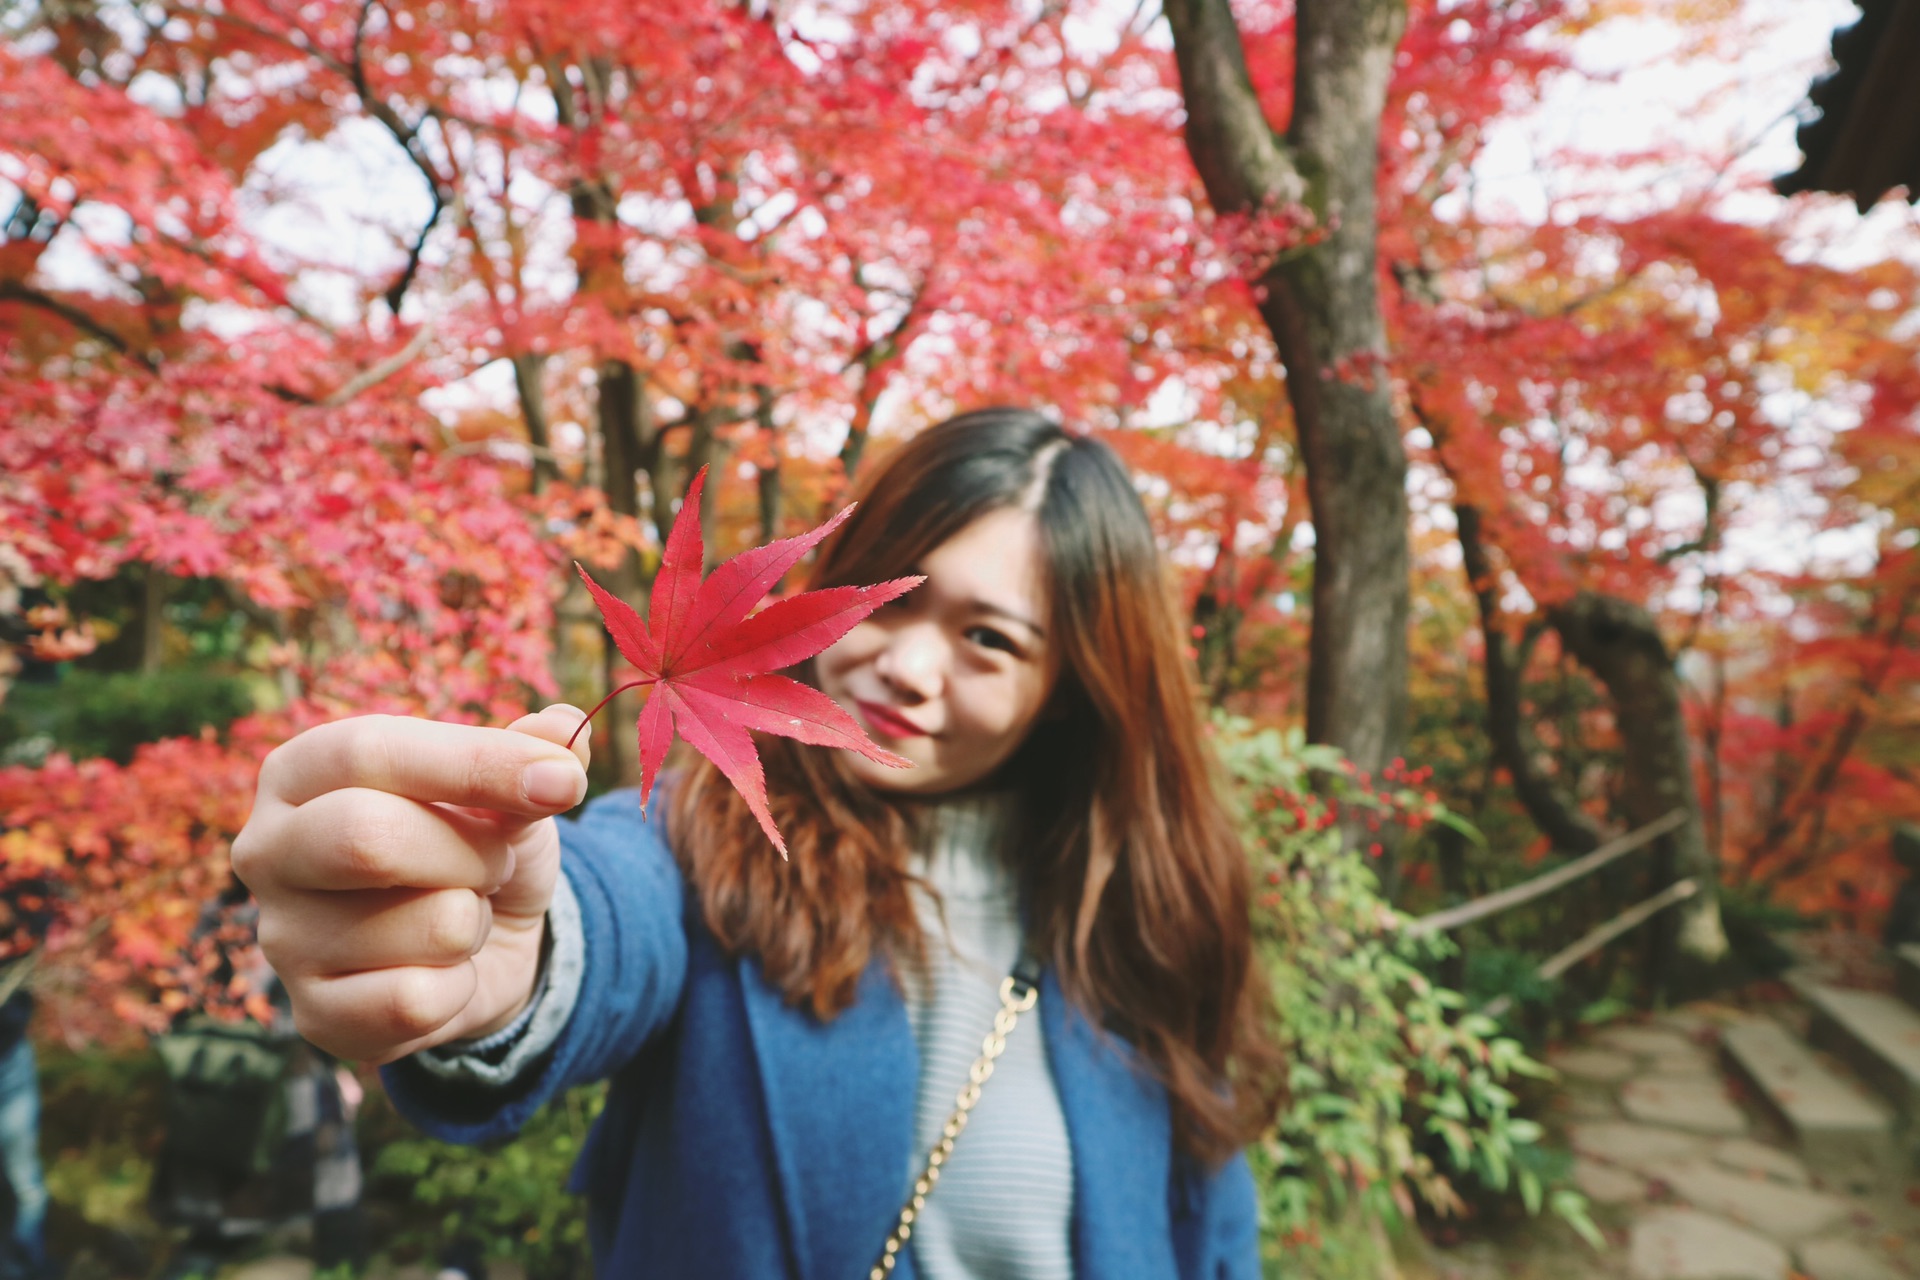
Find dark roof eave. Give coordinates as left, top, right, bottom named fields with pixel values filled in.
left=1775, top=0, right=1920, bottom=211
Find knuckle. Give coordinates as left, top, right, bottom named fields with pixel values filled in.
left=288, top=1000, right=321, bottom=1045
left=473, top=897, right=495, bottom=952
left=385, top=967, right=455, bottom=1041
left=463, top=746, right=498, bottom=808
left=253, top=907, right=290, bottom=966
left=475, top=731, right=532, bottom=809
left=423, top=892, right=483, bottom=961
left=333, top=803, right=398, bottom=886
left=256, top=742, right=286, bottom=796
left=228, top=823, right=263, bottom=885
left=285, top=987, right=339, bottom=1052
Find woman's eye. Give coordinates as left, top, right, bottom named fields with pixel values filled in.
left=965, top=626, right=1020, bottom=655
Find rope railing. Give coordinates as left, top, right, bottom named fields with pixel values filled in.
left=1477, top=878, right=1700, bottom=1020
left=1405, top=807, right=1687, bottom=939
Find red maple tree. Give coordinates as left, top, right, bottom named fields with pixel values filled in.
left=3, top=0, right=1916, bottom=1041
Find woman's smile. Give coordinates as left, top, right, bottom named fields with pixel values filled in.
left=815, top=505, right=1057, bottom=796
left=856, top=699, right=927, bottom=740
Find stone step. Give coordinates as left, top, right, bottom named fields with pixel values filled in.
left=1895, top=943, right=1920, bottom=1013
left=1719, top=1020, right=1893, bottom=1168
left=1803, top=981, right=1920, bottom=1126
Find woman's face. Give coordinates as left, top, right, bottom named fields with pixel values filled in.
left=816, top=506, right=1058, bottom=796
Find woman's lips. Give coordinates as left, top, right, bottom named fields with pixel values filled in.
left=856, top=699, right=924, bottom=739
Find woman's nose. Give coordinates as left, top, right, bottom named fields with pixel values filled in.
left=873, top=622, right=947, bottom=702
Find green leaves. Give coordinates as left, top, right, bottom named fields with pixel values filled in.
left=371, top=1083, right=607, bottom=1275
left=1215, top=716, right=1595, bottom=1266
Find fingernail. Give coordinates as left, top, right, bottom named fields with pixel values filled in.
left=523, top=760, right=585, bottom=809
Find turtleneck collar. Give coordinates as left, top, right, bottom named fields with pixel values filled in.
left=906, top=789, right=1020, bottom=904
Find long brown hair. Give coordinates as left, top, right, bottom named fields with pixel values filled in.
left=670, top=408, right=1283, bottom=1162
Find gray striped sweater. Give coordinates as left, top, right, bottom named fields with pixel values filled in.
left=414, top=793, right=1075, bottom=1278
left=898, top=794, right=1074, bottom=1280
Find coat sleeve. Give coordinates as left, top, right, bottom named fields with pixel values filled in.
left=1174, top=1148, right=1262, bottom=1280
left=1207, top=1153, right=1262, bottom=1280
left=378, top=788, right=689, bottom=1144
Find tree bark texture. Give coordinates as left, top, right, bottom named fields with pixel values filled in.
left=1164, top=0, right=1410, bottom=774
left=1547, top=592, right=1729, bottom=977
left=593, top=358, right=656, bottom=789
left=752, top=380, right=783, bottom=544
left=1456, top=504, right=1604, bottom=854
left=510, top=352, right=555, bottom=496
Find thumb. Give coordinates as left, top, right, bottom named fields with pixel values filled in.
left=505, top=703, right=594, bottom=800
left=474, top=704, right=591, bottom=925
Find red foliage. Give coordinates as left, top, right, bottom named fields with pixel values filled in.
left=0, top=719, right=286, bottom=1048
left=3, top=0, right=1917, bottom=1044
left=576, top=467, right=919, bottom=852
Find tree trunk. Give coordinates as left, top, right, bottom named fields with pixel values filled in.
left=511, top=352, right=555, bottom=496
left=140, top=562, right=166, bottom=675
left=684, top=405, right=724, bottom=561
left=1703, top=650, right=1727, bottom=870
left=1547, top=592, right=1729, bottom=991
left=1163, top=0, right=1409, bottom=780
left=1456, top=504, right=1604, bottom=855
left=753, top=381, right=782, bottom=544
left=595, top=359, right=652, bottom=789
left=552, top=63, right=663, bottom=791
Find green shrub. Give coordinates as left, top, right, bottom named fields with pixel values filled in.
left=0, top=666, right=254, bottom=765
left=1460, top=946, right=1561, bottom=1020
left=38, top=1046, right=169, bottom=1259
left=1214, top=718, right=1597, bottom=1276
left=1717, top=884, right=1805, bottom=978
left=368, top=1083, right=604, bottom=1279
left=39, top=1043, right=170, bottom=1157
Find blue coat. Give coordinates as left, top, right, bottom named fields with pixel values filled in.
left=383, top=789, right=1260, bottom=1279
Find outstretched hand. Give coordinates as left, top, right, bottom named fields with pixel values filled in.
left=230, top=704, right=590, bottom=1063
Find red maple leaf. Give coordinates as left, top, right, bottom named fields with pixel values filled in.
left=570, top=466, right=921, bottom=854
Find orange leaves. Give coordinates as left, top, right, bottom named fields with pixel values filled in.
left=537, top=482, right=652, bottom=574
left=0, top=828, right=64, bottom=876
left=0, top=723, right=276, bottom=1046
left=22, top=603, right=98, bottom=663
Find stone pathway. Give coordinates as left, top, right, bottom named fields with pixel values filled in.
left=1549, top=1010, right=1914, bottom=1280
left=1410, top=1003, right=1920, bottom=1280
left=152, top=1007, right=1919, bottom=1280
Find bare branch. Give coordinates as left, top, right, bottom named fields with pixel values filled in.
left=0, top=282, right=160, bottom=371
left=839, top=275, right=929, bottom=480
left=1455, top=501, right=1606, bottom=853
left=319, top=325, right=433, bottom=406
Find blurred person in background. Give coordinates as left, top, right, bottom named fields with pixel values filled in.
left=0, top=875, right=53, bottom=1280
left=150, top=877, right=364, bottom=1280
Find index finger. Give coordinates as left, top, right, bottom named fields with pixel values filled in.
left=260, top=712, right=589, bottom=816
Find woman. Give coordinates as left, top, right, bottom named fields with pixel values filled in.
left=233, top=409, right=1283, bottom=1279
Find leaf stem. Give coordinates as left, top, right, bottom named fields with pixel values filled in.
left=566, top=677, right=658, bottom=751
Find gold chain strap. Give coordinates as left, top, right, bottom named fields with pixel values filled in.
left=868, top=971, right=1040, bottom=1280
